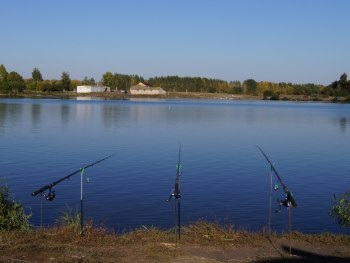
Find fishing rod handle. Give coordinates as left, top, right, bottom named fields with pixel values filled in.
left=32, top=184, right=51, bottom=196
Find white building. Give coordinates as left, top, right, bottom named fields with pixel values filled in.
left=76, top=85, right=110, bottom=93
left=129, top=82, right=166, bottom=95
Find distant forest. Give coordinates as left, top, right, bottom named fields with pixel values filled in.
left=1, top=64, right=350, bottom=99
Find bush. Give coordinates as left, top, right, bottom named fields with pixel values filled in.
left=331, top=191, right=350, bottom=227
left=263, top=90, right=273, bottom=98
left=263, top=90, right=279, bottom=100
left=56, top=205, right=81, bottom=231
left=270, top=93, right=280, bottom=100
left=0, top=180, right=31, bottom=231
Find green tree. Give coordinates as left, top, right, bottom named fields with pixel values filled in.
left=82, top=76, right=89, bottom=85
left=0, top=180, right=31, bottom=230
left=7, top=71, right=25, bottom=93
left=32, top=68, right=43, bottom=82
left=339, top=73, right=348, bottom=89
left=61, top=71, right=71, bottom=91
left=339, top=73, right=350, bottom=94
left=243, top=79, right=257, bottom=95
left=331, top=191, right=350, bottom=227
left=38, top=80, right=62, bottom=92
left=82, top=76, right=96, bottom=86
left=30, top=68, right=43, bottom=91
left=130, top=74, right=144, bottom=86
left=0, top=64, right=8, bottom=91
left=101, top=72, right=114, bottom=88
left=114, top=73, right=131, bottom=91
left=328, top=73, right=350, bottom=97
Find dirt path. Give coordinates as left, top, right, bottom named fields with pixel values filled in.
left=1, top=228, right=349, bottom=262
left=166, top=238, right=350, bottom=263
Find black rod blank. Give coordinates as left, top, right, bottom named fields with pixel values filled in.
left=32, top=154, right=115, bottom=197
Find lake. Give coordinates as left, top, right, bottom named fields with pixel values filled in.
left=1, top=97, right=350, bottom=234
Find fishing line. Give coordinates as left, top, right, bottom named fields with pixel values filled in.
left=167, top=143, right=182, bottom=243
left=257, top=146, right=297, bottom=255
left=31, top=154, right=115, bottom=231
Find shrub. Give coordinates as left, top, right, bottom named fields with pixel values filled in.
left=56, top=205, right=81, bottom=231
left=331, top=191, right=350, bottom=227
left=0, top=180, right=31, bottom=231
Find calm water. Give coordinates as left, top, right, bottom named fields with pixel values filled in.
left=1, top=97, right=350, bottom=234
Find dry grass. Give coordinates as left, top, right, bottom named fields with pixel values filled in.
left=181, top=221, right=264, bottom=246
left=1, top=221, right=350, bottom=262
left=0, top=225, right=176, bottom=262
left=287, top=231, right=350, bottom=246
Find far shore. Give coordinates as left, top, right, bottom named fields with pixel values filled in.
left=0, top=90, right=348, bottom=103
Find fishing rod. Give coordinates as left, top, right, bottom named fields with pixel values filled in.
left=257, top=146, right=297, bottom=209
left=166, top=143, right=182, bottom=241
left=257, top=146, right=296, bottom=255
left=31, top=154, right=114, bottom=233
left=32, top=154, right=115, bottom=198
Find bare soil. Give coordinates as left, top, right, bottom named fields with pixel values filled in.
left=1, top=225, right=349, bottom=263
left=172, top=238, right=350, bottom=263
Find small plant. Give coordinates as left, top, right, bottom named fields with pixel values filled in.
left=0, top=179, right=31, bottom=231
left=56, top=205, right=81, bottom=231
left=331, top=191, right=350, bottom=227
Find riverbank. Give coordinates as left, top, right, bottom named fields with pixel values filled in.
left=1, top=222, right=349, bottom=262
left=1, top=90, right=257, bottom=100
left=1, top=90, right=348, bottom=103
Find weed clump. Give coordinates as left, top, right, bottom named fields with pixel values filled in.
left=0, top=179, right=31, bottom=231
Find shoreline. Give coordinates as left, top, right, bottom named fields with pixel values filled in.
left=1, top=90, right=347, bottom=103
left=1, top=223, right=349, bottom=262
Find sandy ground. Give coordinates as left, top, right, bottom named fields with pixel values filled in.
left=1, top=231, right=350, bottom=262
left=169, top=237, right=350, bottom=262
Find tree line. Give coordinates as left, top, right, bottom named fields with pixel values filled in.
left=0, top=65, right=73, bottom=93
left=1, top=64, right=350, bottom=99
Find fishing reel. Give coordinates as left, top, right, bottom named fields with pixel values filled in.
left=44, top=188, right=56, bottom=201
left=275, top=199, right=291, bottom=213
left=275, top=191, right=296, bottom=213
left=166, top=189, right=181, bottom=202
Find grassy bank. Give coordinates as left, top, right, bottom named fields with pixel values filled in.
left=1, top=221, right=349, bottom=262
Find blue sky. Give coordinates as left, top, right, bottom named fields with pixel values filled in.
left=1, top=0, right=349, bottom=85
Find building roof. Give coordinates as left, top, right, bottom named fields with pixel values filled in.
left=135, top=82, right=153, bottom=87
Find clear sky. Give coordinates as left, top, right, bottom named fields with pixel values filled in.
left=1, top=0, right=349, bottom=85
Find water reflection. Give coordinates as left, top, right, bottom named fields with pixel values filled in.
left=0, top=103, right=6, bottom=132
left=0, top=102, right=24, bottom=129
left=61, top=104, right=70, bottom=126
left=76, top=102, right=94, bottom=121
left=102, top=105, right=129, bottom=128
left=339, top=117, right=349, bottom=132
left=77, top=96, right=94, bottom=101
left=31, top=104, right=41, bottom=130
